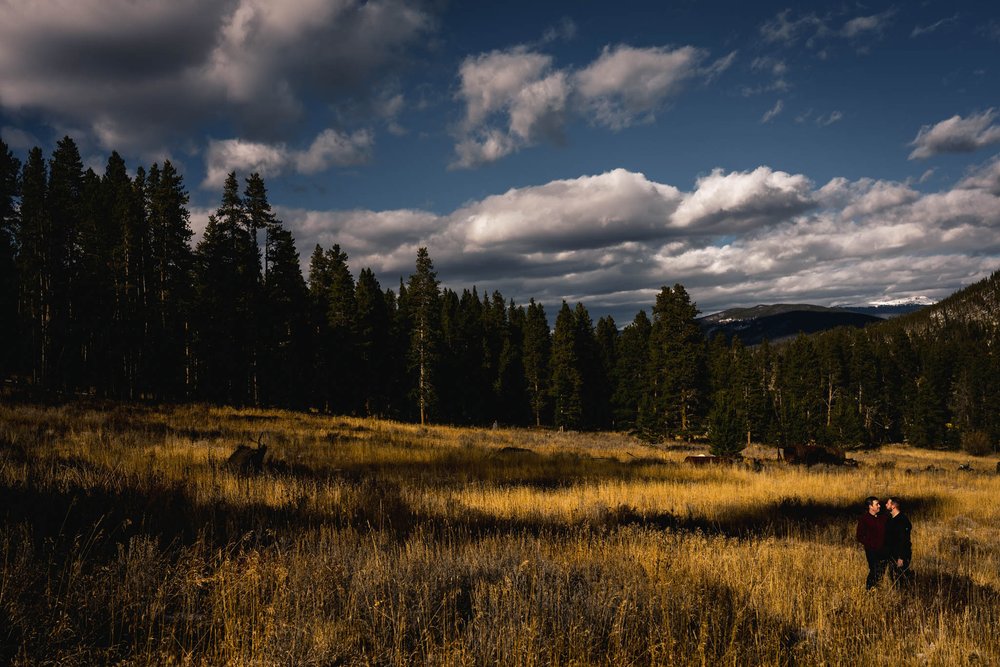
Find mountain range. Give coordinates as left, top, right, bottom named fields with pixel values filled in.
left=699, top=298, right=932, bottom=345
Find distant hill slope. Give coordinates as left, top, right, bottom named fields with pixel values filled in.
left=839, top=303, right=929, bottom=319
left=699, top=304, right=882, bottom=345
left=887, top=269, right=1000, bottom=335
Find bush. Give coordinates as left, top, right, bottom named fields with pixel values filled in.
left=961, top=430, right=994, bottom=456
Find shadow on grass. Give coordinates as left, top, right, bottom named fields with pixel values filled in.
left=906, top=568, right=1000, bottom=612
left=267, top=449, right=682, bottom=491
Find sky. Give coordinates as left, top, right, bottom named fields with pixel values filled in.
left=2, top=0, right=1000, bottom=323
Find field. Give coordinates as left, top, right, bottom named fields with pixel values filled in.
left=1, top=402, right=998, bottom=666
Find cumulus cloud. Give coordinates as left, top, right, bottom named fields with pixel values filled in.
left=574, top=45, right=708, bottom=129
left=204, top=128, right=373, bottom=188
left=956, top=156, right=1000, bottom=195
left=0, top=0, right=431, bottom=156
left=452, top=43, right=730, bottom=167
left=277, top=159, right=1000, bottom=319
left=452, top=48, right=570, bottom=168
left=909, top=109, right=1000, bottom=159
left=673, top=167, right=814, bottom=229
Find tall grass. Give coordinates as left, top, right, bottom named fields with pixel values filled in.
left=1, top=402, right=998, bottom=665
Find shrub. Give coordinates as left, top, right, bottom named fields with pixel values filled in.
left=960, top=430, right=994, bottom=456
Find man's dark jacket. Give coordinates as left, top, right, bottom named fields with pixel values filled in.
left=856, top=512, right=887, bottom=553
left=885, top=513, right=912, bottom=561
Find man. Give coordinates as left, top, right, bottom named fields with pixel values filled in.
left=884, top=497, right=913, bottom=586
left=855, top=496, right=887, bottom=590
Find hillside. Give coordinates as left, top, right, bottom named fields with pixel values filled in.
left=886, top=269, right=1000, bottom=336
left=699, top=304, right=882, bottom=345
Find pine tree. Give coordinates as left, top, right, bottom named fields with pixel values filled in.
left=103, top=152, right=146, bottom=396
left=259, top=205, right=308, bottom=408
left=147, top=161, right=194, bottom=399
left=612, top=310, right=650, bottom=430
left=708, top=389, right=745, bottom=456
left=74, top=166, right=115, bottom=393
left=45, top=137, right=85, bottom=388
left=774, top=334, right=824, bottom=445
left=550, top=301, right=583, bottom=429
left=496, top=300, right=530, bottom=425
left=594, top=315, right=618, bottom=429
left=905, top=344, right=953, bottom=448
left=308, top=243, right=357, bottom=413
left=406, top=248, right=440, bottom=425
left=0, top=138, right=21, bottom=378
left=645, top=284, right=706, bottom=438
left=573, top=302, right=605, bottom=429
left=483, top=290, right=508, bottom=418
left=193, top=172, right=260, bottom=404
left=706, top=335, right=752, bottom=455
left=522, top=299, right=551, bottom=426
left=355, top=267, right=392, bottom=416
left=17, top=147, right=47, bottom=384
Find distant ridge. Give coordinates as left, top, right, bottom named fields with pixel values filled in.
left=839, top=303, right=930, bottom=319
left=699, top=304, right=882, bottom=345
left=886, top=269, right=1000, bottom=335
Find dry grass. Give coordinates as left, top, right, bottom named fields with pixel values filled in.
left=1, top=402, right=998, bottom=665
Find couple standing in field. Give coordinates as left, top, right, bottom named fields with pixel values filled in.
left=856, top=496, right=913, bottom=590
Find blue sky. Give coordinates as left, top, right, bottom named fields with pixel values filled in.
left=2, top=0, right=1000, bottom=322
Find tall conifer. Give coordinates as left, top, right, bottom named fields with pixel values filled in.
left=645, top=284, right=706, bottom=438
left=406, top=247, right=440, bottom=425
left=0, top=138, right=21, bottom=377
left=522, top=299, right=551, bottom=427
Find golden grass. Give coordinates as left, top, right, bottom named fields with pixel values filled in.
left=0, top=401, right=998, bottom=666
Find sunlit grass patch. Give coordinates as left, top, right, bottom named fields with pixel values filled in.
left=0, top=401, right=998, bottom=666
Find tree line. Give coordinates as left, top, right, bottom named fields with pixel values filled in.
left=0, top=136, right=997, bottom=453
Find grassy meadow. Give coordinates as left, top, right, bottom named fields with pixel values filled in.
left=1, top=402, right=998, bottom=666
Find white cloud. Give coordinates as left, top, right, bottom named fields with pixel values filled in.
left=673, top=167, right=814, bottom=229
left=760, top=8, right=893, bottom=55
left=452, top=48, right=570, bottom=168
left=453, top=169, right=683, bottom=251
left=574, top=45, right=707, bottom=129
left=910, top=15, right=959, bottom=38
left=909, top=109, right=1000, bottom=159
left=842, top=11, right=894, bottom=39
left=956, top=156, right=1000, bottom=195
left=761, top=100, right=784, bottom=123
left=452, top=43, right=728, bottom=166
left=751, top=57, right=788, bottom=78
left=278, top=159, right=1000, bottom=318
left=453, top=131, right=519, bottom=169
left=817, top=177, right=920, bottom=219
left=458, top=49, right=556, bottom=130
left=541, top=17, right=577, bottom=45
left=204, top=128, right=372, bottom=187
left=760, top=10, right=827, bottom=46
left=296, top=129, right=373, bottom=174
left=0, top=0, right=431, bottom=157
left=204, top=139, right=289, bottom=188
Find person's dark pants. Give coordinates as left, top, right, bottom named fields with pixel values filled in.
left=865, top=549, right=887, bottom=589
left=889, top=559, right=914, bottom=587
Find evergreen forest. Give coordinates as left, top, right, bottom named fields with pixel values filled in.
left=1, top=136, right=998, bottom=454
